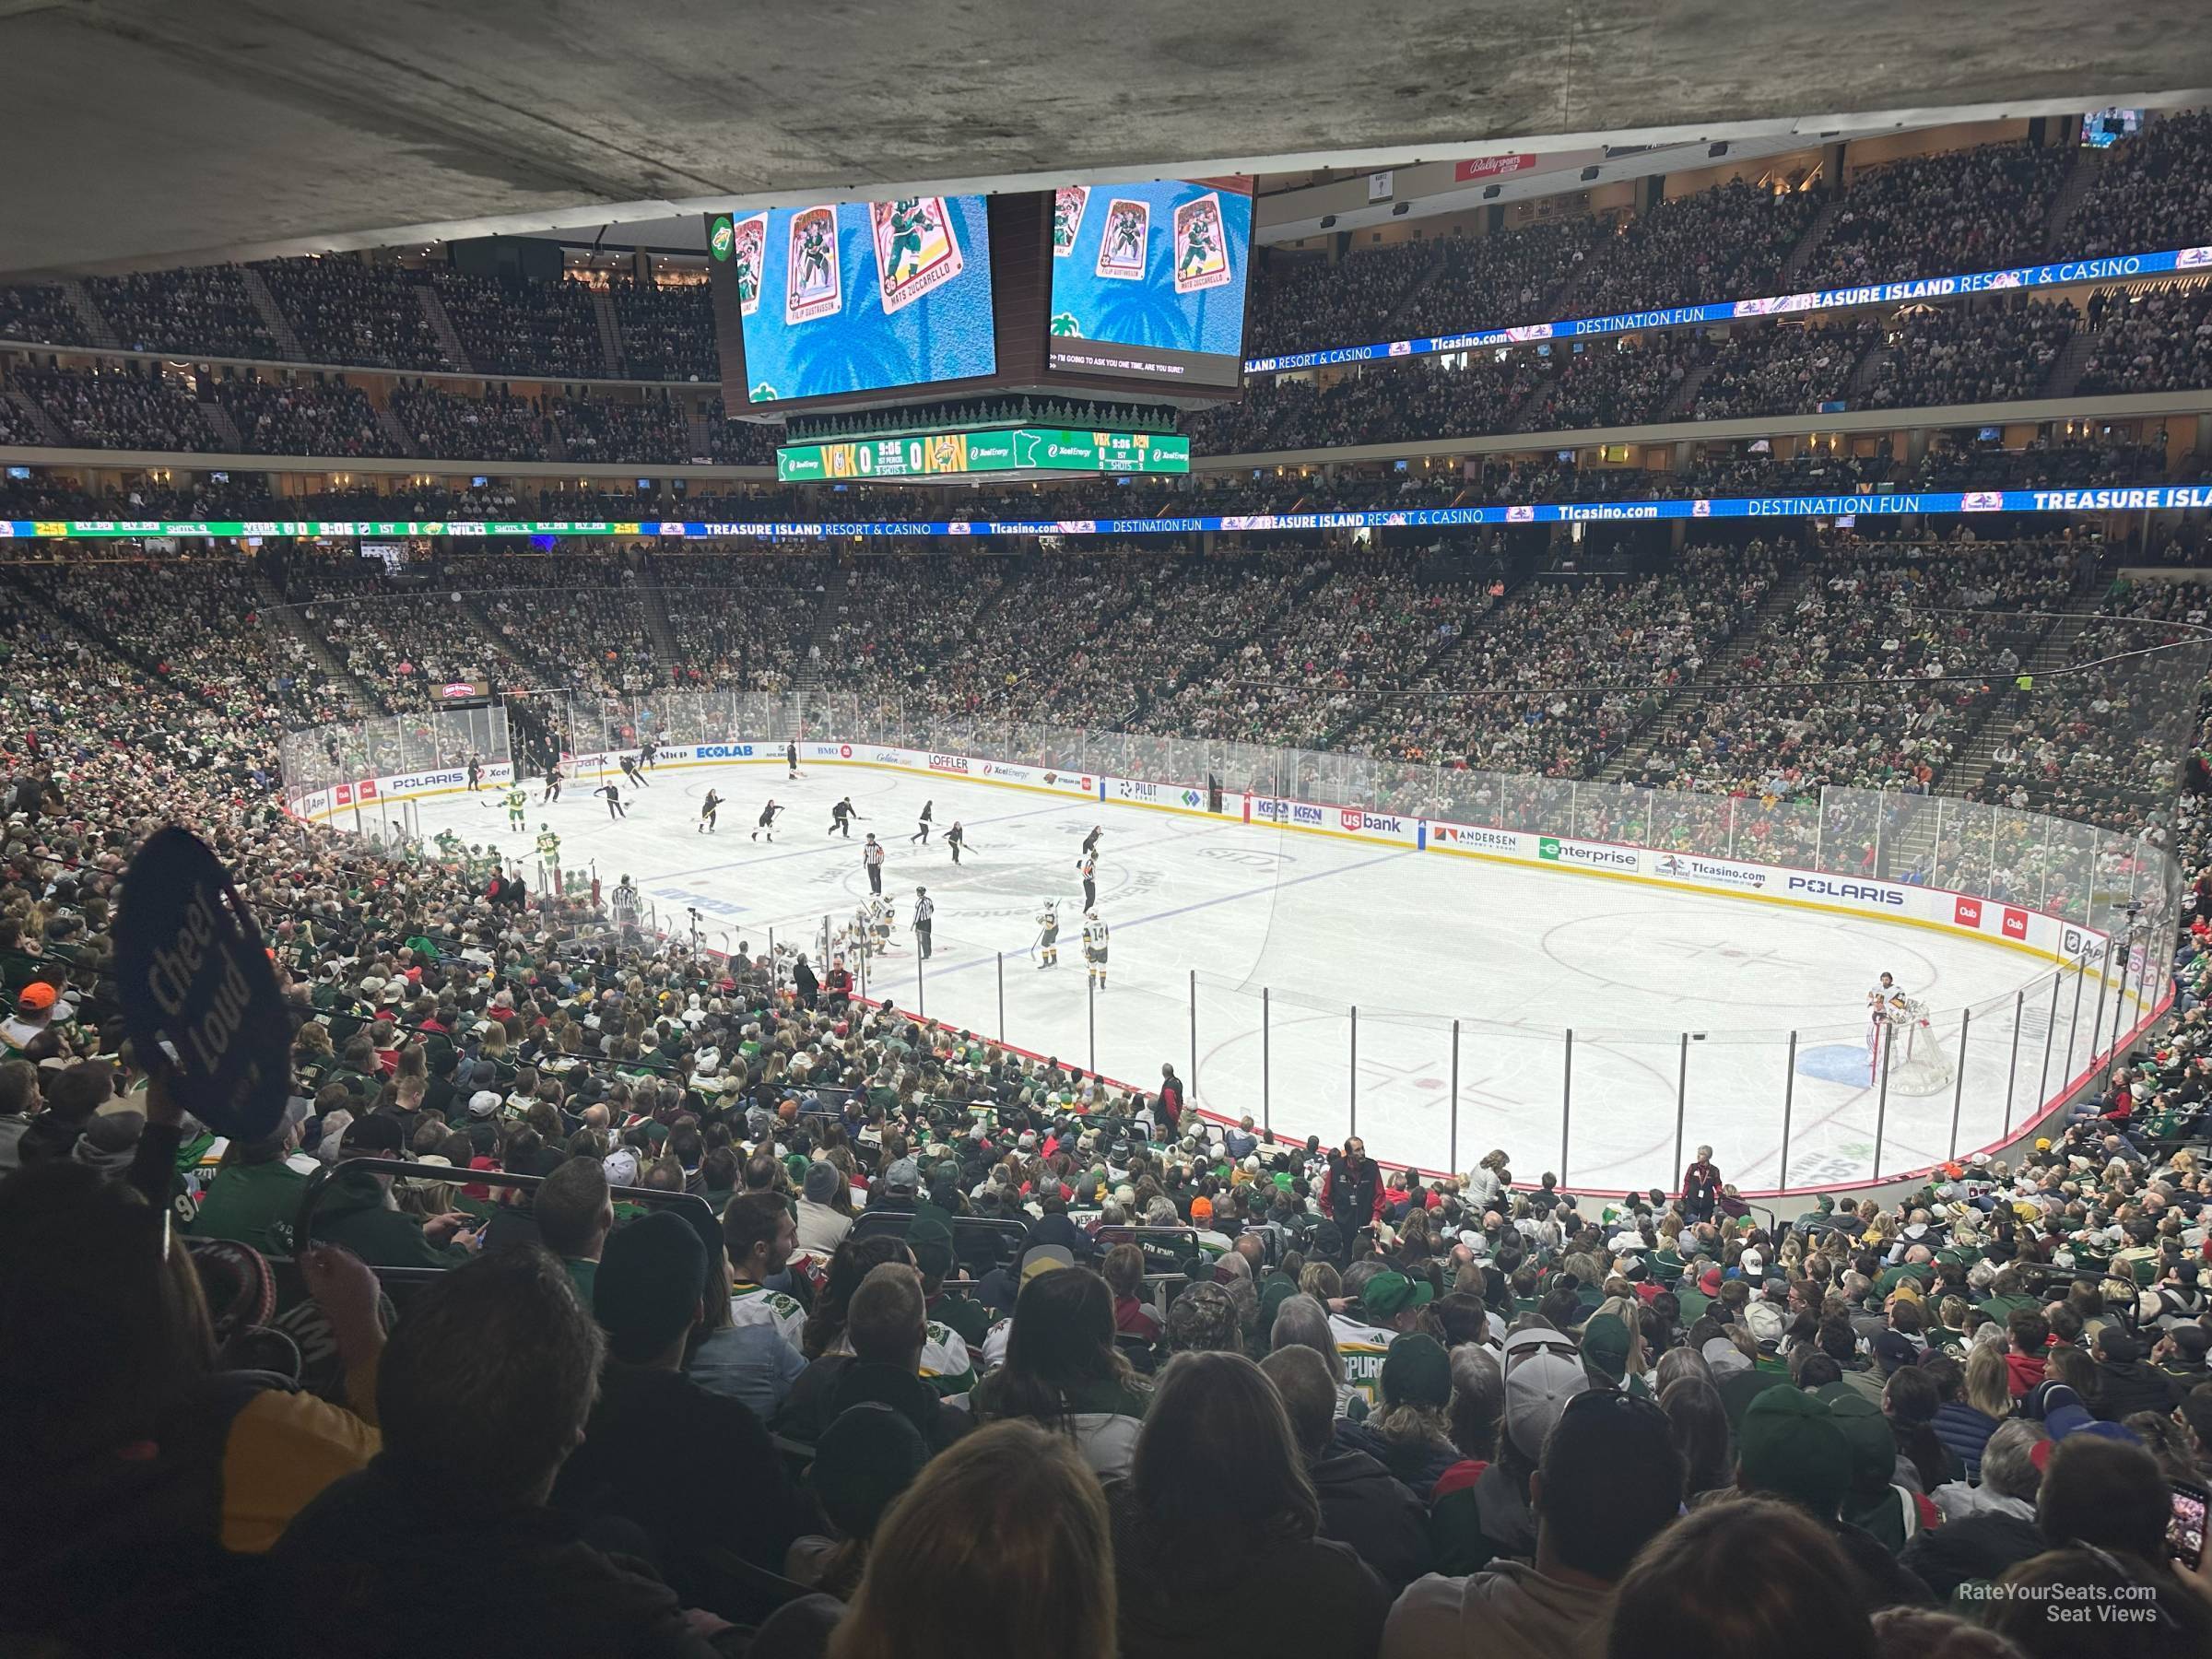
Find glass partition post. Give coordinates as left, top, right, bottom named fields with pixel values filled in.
left=1560, top=1030, right=1573, bottom=1184
left=1947, top=1009, right=1971, bottom=1160
left=1780, top=1033, right=1797, bottom=1188
left=1872, top=1016, right=1893, bottom=1179
left=2038, top=971, right=2062, bottom=1107
left=1449, top=1020, right=1460, bottom=1175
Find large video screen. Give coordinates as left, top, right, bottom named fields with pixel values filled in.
left=1047, top=179, right=1253, bottom=387
left=722, top=195, right=997, bottom=405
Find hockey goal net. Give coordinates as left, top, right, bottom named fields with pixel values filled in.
left=1872, top=1001, right=1956, bottom=1095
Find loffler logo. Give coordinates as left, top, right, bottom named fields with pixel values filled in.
left=1787, top=876, right=1904, bottom=908
left=928, top=754, right=970, bottom=773
left=1954, top=897, right=1982, bottom=928
left=695, top=743, right=755, bottom=759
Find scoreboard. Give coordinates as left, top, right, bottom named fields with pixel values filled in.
left=777, top=426, right=1190, bottom=481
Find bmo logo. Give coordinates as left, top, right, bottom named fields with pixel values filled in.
left=2002, top=907, right=2029, bottom=941
left=928, top=754, right=970, bottom=774
left=1954, top=897, right=1983, bottom=928
left=839, top=744, right=853, bottom=759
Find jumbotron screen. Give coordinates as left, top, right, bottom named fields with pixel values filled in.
left=1046, top=178, right=1253, bottom=387
left=716, top=195, right=998, bottom=406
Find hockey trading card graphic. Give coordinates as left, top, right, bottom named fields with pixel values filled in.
left=1096, top=198, right=1148, bottom=281
left=870, top=196, right=965, bottom=315
left=1172, top=193, right=1232, bottom=294
left=1053, top=185, right=1090, bottom=257
left=731, top=213, right=767, bottom=317
left=784, top=206, right=842, bottom=325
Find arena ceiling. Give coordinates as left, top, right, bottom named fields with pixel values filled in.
left=6, top=0, right=2212, bottom=277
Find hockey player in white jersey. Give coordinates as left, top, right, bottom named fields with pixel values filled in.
left=1082, top=911, right=1110, bottom=988
left=1035, top=898, right=1061, bottom=969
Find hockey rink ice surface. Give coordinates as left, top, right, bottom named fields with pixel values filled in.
left=420, top=761, right=2147, bottom=1194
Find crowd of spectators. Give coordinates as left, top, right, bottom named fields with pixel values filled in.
left=0, top=282, right=88, bottom=348
left=1691, top=317, right=1881, bottom=421
left=1533, top=330, right=1709, bottom=431
left=1868, top=301, right=2074, bottom=411
left=210, top=376, right=406, bottom=459
left=2077, top=285, right=2212, bottom=397
left=1573, top=182, right=1827, bottom=317
left=646, top=552, right=818, bottom=693
left=389, top=382, right=554, bottom=463
left=1248, top=240, right=1442, bottom=359
left=555, top=390, right=700, bottom=466
left=1388, top=216, right=1606, bottom=342
left=14, top=362, right=220, bottom=451
left=449, top=555, right=665, bottom=698
left=252, top=258, right=453, bottom=371
left=608, top=277, right=719, bottom=382
left=1804, top=145, right=2073, bottom=289
left=83, top=265, right=283, bottom=360
left=5, top=609, right=2212, bottom=1656
left=2065, top=110, right=2212, bottom=260
left=429, top=271, right=606, bottom=380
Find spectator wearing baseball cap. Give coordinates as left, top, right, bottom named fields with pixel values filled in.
left=1387, top=1388, right=1685, bottom=1659
left=552, top=1211, right=803, bottom=1620
left=794, top=1158, right=853, bottom=1265
left=1733, top=1387, right=1932, bottom=1608
left=1454, top=1328, right=1589, bottom=1570
left=300, top=1115, right=476, bottom=1269
left=1262, top=1343, right=1436, bottom=1594
left=1335, top=1333, right=1461, bottom=1500
left=0, top=979, right=62, bottom=1055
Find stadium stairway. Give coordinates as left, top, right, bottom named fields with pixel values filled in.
left=250, top=569, right=381, bottom=711
left=54, top=277, right=117, bottom=349
left=2041, top=328, right=2096, bottom=400
left=2043, top=146, right=2108, bottom=251
left=413, top=284, right=473, bottom=372
left=685, top=405, right=712, bottom=464
left=369, top=394, right=418, bottom=457
left=239, top=267, right=305, bottom=361
left=636, top=568, right=681, bottom=670
left=1932, top=593, right=2108, bottom=805
left=1377, top=244, right=1452, bottom=337
left=455, top=590, right=560, bottom=688
left=591, top=291, right=625, bottom=378
left=1594, top=559, right=1821, bottom=784
left=1844, top=339, right=1892, bottom=399
left=1313, top=565, right=1531, bottom=748
left=1665, top=357, right=1718, bottom=418
left=1781, top=195, right=1848, bottom=286
left=199, top=400, right=245, bottom=453
left=788, top=574, right=846, bottom=696
left=6, top=388, right=65, bottom=445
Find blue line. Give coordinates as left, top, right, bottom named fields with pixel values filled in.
left=921, top=844, right=1415, bottom=982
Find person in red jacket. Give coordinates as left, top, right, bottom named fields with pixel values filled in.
left=2006, top=1308, right=2050, bottom=1398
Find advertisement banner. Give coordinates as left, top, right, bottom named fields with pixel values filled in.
left=1536, top=835, right=1641, bottom=874
left=776, top=427, right=1190, bottom=481
left=1453, top=154, right=1539, bottom=182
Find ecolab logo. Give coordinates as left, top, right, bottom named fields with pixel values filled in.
left=1954, top=897, right=1982, bottom=928
left=1787, top=876, right=1904, bottom=908
left=696, top=743, right=755, bottom=759
left=928, top=754, right=969, bottom=773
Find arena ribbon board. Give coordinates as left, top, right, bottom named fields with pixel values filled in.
left=115, top=826, right=292, bottom=1139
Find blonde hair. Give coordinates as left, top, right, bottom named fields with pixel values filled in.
left=829, top=1421, right=1112, bottom=1659
left=1963, top=1343, right=2011, bottom=1419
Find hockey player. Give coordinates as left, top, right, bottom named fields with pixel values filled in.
left=913, top=886, right=935, bottom=960
left=699, top=788, right=723, bottom=834
left=618, top=753, right=648, bottom=790
left=1035, top=897, right=1061, bottom=969
left=912, top=799, right=934, bottom=843
left=946, top=820, right=967, bottom=865
left=1081, top=824, right=1103, bottom=859
left=541, top=760, right=564, bottom=804
left=595, top=781, right=626, bottom=820
left=535, top=824, right=561, bottom=886
left=752, top=798, right=783, bottom=841
left=786, top=740, right=801, bottom=781
left=1082, top=911, right=1110, bottom=988
left=466, top=756, right=483, bottom=793
left=863, top=832, right=886, bottom=895
left=504, top=783, right=528, bottom=831
left=433, top=827, right=464, bottom=863
left=829, top=795, right=859, bottom=838
left=1077, top=851, right=1097, bottom=911
left=871, top=898, right=896, bottom=955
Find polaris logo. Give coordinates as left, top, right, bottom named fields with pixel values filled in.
left=388, top=770, right=465, bottom=792
left=695, top=743, right=755, bottom=759
left=1787, top=877, right=1904, bottom=907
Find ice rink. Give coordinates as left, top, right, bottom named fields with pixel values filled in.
left=419, top=759, right=2147, bottom=1194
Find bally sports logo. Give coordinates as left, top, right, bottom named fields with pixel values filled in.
left=927, top=754, right=969, bottom=773
left=1539, top=835, right=1638, bottom=872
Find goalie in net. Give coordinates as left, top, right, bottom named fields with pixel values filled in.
left=1869, top=987, right=1957, bottom=1095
